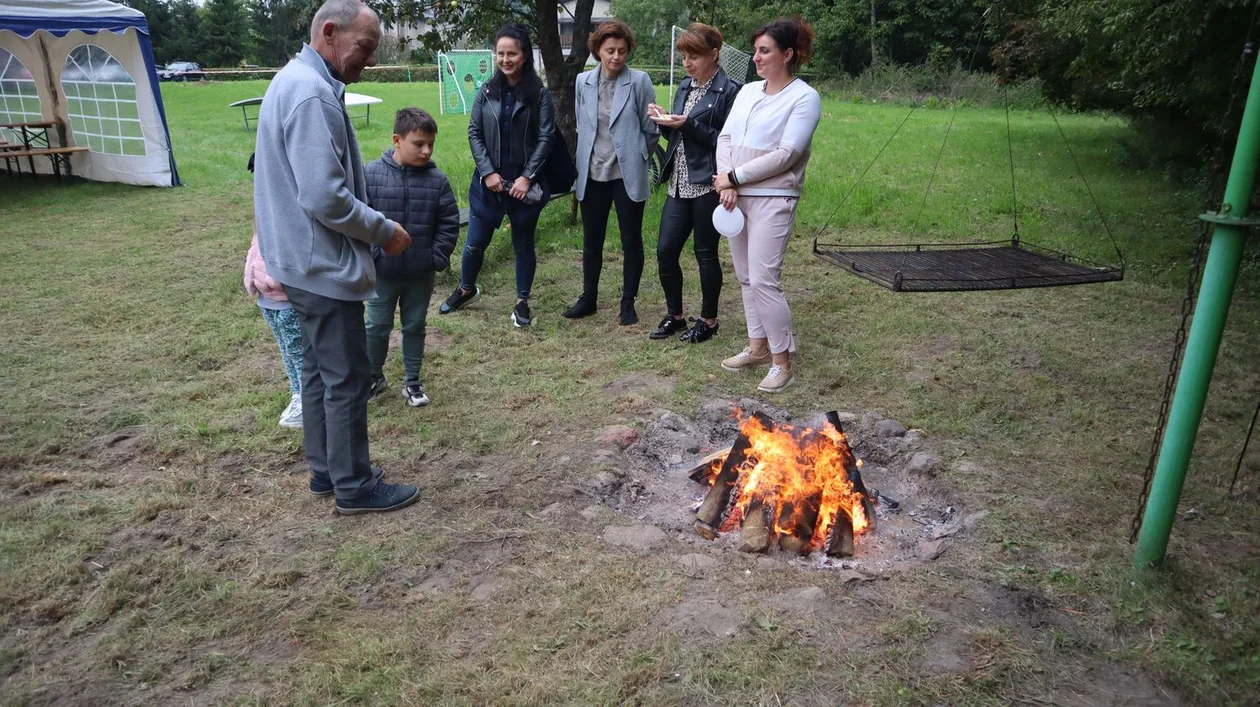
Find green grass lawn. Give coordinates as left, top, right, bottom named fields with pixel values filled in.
left=1, top=80, right=1257, bottom=705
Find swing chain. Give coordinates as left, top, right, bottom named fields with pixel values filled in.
left=1129, top=30, right=1258, bottom=543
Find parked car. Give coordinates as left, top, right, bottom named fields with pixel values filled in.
left=159, top=62, right=205, bottom=82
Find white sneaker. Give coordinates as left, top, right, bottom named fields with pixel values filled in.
left=404, top=381, right=430, bottom=407
left=757, top=365, right=794, bottom=393
left=278, top=393, right=303, bottom=428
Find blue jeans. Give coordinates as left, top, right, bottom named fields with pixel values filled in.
left=460, top=196, right=545, bottom=301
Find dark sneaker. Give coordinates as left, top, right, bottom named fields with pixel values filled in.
left=562, top=295, right=597, bottom=319
left=679, top=318, right=719, bottom=344
left=511, top=300, right=532, bottom=328
left=368, top=375, right=389, bottom=399
left=404, top=380, right=430, bottom=407
left=439, top=286, right=480, bottom=314
left=310, top=464, right=384, bottom=497
left=334, top=481, right=421, bottom=515
left=619, top=298, right=638, bottom=326
left=649, top=315, right=687, bottom=340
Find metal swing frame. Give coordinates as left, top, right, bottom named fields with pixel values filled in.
left=811, top=7, right=1125, bottom=293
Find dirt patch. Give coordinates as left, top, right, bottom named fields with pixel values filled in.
left=602, top=372, right=677, bottom=397
left=1043, top=663, right=1184, bottom=706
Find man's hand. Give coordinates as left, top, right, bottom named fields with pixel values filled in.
left=382, top=222, right=411, bottom=256
left=509, top=176, right=531, bottom=200
left=718, top=187, right=738, bottom=211
left=484, top=172, right=504, bottom=193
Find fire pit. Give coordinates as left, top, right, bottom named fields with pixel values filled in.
left=594, top=398, right=975, bottom=573
left=689, top=411, right=877, bottom=556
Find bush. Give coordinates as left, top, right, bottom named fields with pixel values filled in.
left=816, top=64, right=1043, bottom=110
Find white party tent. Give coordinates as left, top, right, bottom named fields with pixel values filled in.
left=0, top=0, right=179, bottom=186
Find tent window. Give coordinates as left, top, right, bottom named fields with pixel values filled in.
left=0, top=48, right=42, bottom=144
left=61, top=45, right=146, bottom=157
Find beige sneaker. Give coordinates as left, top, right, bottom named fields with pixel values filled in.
left=757, top=365, right=794, bottom=393
left=721, top=347, right=772, bottom=372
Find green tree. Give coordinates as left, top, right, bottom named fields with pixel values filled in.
left=249, top=0, right=315, bottom=67
left=164, top=0, right=206, bottom=63
left=608, top=0, right=689, bottom=66
left=375, top=0, right=602, bottom=157
left=997, top=0, right=1257, bottom=163
left=119, top=0, right=176, bottom=64
left=202, top=0, right=252, bottom=67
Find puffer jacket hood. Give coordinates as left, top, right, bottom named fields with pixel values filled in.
left=365, top=149, right=460, bottom=278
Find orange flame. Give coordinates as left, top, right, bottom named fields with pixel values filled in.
left=707, top=414, right=869, bottom=551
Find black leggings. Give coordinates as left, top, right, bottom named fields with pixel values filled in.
left=580, top=178, right=645, bottom=300
left=657, top=190, right=722, bottom=320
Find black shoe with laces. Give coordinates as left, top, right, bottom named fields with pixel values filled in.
left=562, top=295, right=597, bottom=319
left=439, top=285, right=480, bottom=314
left=679, top=318, right=719, bottom=344
left=368, top=375, right=389, bottom=399
left=512, top=300, right=532, bottom=328
left=619, top=298, right=638, bottom=326
left=334, top=481, right=421, bottom=515
left=649, top=315, right=687, bottom=340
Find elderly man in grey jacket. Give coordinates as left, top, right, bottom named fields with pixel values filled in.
left=254, top=0, right=419, bottom=515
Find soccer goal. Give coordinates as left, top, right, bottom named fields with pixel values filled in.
left=667, top=26, right=755, bottom=105
left=437, top=50, right=494, bottom=115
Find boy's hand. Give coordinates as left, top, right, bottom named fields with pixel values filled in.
left=484, top=172, right=504, bottom=193
left=509, top=176, right=531, bottom=200
left=382, top=223, right=411, bottom=256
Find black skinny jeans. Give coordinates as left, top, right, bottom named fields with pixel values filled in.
left=579, top=177, right=645, bottom=301
left=657, top=190, right=722, bottom=320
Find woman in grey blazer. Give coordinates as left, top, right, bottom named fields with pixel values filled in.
left=562, top=19, right=660, bottom=326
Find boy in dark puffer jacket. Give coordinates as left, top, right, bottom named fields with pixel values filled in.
left=365, top=107, right=460, bottom=407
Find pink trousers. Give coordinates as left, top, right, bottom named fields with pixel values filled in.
left=727, top=196, right=799, bottom=355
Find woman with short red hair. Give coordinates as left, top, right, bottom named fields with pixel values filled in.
left=645, top=23, right=741, bottom=345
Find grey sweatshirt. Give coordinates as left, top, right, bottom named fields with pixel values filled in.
left=253, top=44, right=396, bottom=301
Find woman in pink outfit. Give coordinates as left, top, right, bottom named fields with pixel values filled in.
left=714, top=17, right=822, bottom=394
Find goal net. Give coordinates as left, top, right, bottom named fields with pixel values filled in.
left=437, top=50, right=494, bottom=115
left=668, top=26, right=754, bottom=105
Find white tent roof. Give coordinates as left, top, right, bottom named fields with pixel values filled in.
left=0, top=0, right=145, bottom=20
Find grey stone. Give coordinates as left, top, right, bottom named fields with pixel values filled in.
left=962, top=510, right=990, bottom=532
left=603, top=524, right=669, bottom=550
left=670, top=599, right=741, bottom=638
left=916, top=538, right=949, bottom=561
left=579, top=504, right=605, bottom=521
left=468, top=575, right=507, bottom=601
left=755, top=556, right=782, bottom=571
left=596, top=424, right=639, bottom=449
left=768, top=586, right=829, bottom=614
left=678, top=553, right=720, bottom=574
left=590, top=470, right=623, bottom=493
left=833, top=411, right=860, bottom=424
left=874, top=419, right=907, bottom=437
left=905, top=452, right=940, bottom=476
left=659, top=411, right=694, bottom=433
left=916, top=632, right=971, bottom=674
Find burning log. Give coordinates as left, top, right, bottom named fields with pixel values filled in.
left=685, top=446, right=733, bottom=483
left=825, top=411, right=876, bottom=531
left=827, top=509, right=855, bottom=557
left=777, top=492, right=822, bottom=555
left=694, top=412, right=767, bottom=530
left=739, top=499, right=771, bottom=553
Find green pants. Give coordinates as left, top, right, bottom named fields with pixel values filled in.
left=365, top=271, right=435, bottom=383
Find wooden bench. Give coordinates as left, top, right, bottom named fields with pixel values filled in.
left=1, top=146, right=89, bottom=181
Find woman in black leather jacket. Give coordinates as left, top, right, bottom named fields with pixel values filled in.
left=645, top=23, right=740, bottom=344
left=439, top=24, right=555, bottom=328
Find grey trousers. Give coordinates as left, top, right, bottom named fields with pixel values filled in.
left=283, top=285, right=378, bottom=501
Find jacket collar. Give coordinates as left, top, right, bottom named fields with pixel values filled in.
left=382, top=149, right=437, bottom=173
left=608, top=68, right=633, bottom=125
left=297, top=44, right=346, bottom=99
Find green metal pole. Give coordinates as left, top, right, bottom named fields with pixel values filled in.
left=1134, top=53, right=1260, bottom=568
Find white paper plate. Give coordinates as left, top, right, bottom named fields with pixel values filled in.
left=712, top=204, right=745, bottom=238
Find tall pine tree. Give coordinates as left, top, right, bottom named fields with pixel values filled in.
left=202, top=0, right=251, bottom=67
